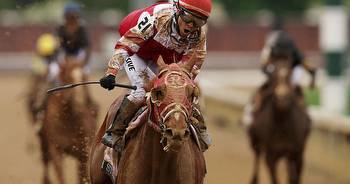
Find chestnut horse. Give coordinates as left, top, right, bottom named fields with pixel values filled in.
left=89, top=57, right=206, bottom=184
left=248, top=54, right=311, bottom=184
left=40, top=57, right=98, bottom=184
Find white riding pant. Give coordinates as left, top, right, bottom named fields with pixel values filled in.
left=291, top=66, right=303, bottom=86
left=48, top=62, right=60, bottom=82
left=124, top=55, right=157, bottom=104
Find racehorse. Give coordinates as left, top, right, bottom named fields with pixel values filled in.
left=40, top=57, right=98, bottom=184
left=89, top=56, right=206, bottom=184
left=247, top=52, right=311, bottom=184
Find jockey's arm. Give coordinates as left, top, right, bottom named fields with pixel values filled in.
left=106, top=12, right=155, bottom=76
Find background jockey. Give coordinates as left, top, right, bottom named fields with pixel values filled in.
left=257, top=30, right=317, bottom=109
left=56, top=1, right=91, bottom=74
left=241, top=30, right=317, bottom=128
left=260, top=30, right=316, bottom=89
left=99, top=0, right=212, bottom=152
left=33, top=33, right=60, bottom=83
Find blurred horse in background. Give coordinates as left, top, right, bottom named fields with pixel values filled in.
left=247, top=50, right=311, bottom=184
left=89, top=56, right=206, bottom=184
left=40, top=57, right=98, bottom=184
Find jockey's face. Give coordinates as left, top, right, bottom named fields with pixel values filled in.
left=64, top=13, right=79, bottom=33
left=177, top=10, right=206, bottom=37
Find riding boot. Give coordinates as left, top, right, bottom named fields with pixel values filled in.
left=191, top=105, right=211, bottom=152
left=101, top=97, right=140, bottom=152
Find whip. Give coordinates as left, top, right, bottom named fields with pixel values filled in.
left=47, top=81, right=137, bottom=94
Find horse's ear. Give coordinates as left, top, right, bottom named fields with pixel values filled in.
left=144, top=79, right=154, bottom=92
left=157, top=55, right=166, bottom=70
left=183, top=51, right=197, bottom=73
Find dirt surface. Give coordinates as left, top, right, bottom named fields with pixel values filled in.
left=0, top=73, right=349, bottom=184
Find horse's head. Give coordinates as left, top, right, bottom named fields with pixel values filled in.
left=58, top=56, right=85, bottom=85
left=147, top=56, right=199, bottom=152
left=268, top=48, right=295, bottom=111
left=55, top=57, right=87, bottom=104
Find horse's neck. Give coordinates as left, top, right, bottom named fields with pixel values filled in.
left=271, top=100, right=295, bottom=122
left=118, top=121, right=205, bottom=184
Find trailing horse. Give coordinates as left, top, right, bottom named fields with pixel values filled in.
left=40, top=57, right=98, bottom=184
left=89, top=57, right=206, bottom=184
left=247, top=54, right=311, bottom=184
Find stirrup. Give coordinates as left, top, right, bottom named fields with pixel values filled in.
left=101, top=160, right=115, bottom=184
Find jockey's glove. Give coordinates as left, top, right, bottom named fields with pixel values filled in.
left=100, top=74, right=116, bottom=90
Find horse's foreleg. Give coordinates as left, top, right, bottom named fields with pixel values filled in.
left=41, top=153, right=50, bottom=184
left=265, top=152, right=278, bottom=184
left=287, top=152, right=303, bottom=184
left=49, top=147, right=65, bottom=184
left=250, top=143, right=261, bottom=184
left=39, top=130, right=51, bottom=184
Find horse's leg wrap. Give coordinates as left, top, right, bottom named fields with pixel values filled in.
left=192, top=105, right=211, bottom=152
left=102, top=96, right=140, bottom=152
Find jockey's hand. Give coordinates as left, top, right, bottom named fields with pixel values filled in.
left=100, top=74, right=116, bottom=90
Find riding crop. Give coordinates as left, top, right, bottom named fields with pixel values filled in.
left=47, top=81, right=137, bottom=93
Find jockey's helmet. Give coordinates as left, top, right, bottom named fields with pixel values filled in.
left=63, top=2, right=81, bottom=19
left=36, top=33, right=59, bottom=57
left=174, top=0, right=212, bottom=22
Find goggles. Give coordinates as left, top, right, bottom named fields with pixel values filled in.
left=179, top=9, right=207, bottom=27
left=65, top=13, right=79, bottom=20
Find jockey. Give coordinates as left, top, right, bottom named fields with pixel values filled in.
left=33, top=33, right=60, bottom=83
left=260, top=31, right=316, bottom=86
left=257, top=30, right=316, bottom=109
left=56, top=1, right=91, bottom=73
left=242, top=31, right=317, bottom=128
left=99, top=0, right=212, bottom=152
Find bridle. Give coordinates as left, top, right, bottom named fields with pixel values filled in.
left=146, top=67, right=194, bottom=151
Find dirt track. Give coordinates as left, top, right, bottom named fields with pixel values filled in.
left=0, top=73, right=349, bottom=184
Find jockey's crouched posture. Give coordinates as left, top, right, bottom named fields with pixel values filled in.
left=242, top=31, right=317, bottom=127
left=99, top=0, right=212, bottom=152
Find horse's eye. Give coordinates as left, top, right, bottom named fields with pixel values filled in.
left=151, top=85, right=166, bottom=103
